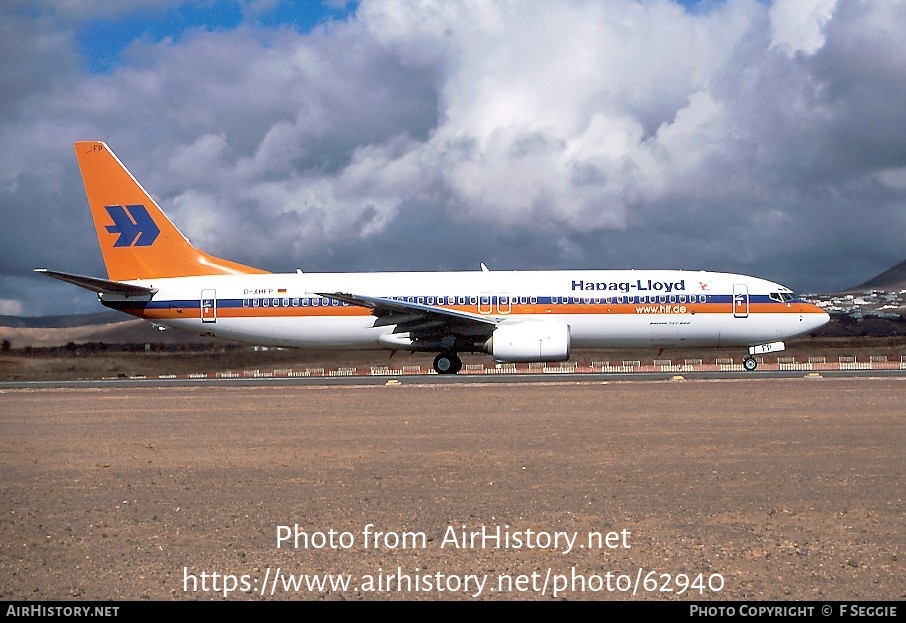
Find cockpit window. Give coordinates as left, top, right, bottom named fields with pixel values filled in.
left=769, top=292, right=794, bottom=302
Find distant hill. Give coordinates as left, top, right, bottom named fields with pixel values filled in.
left=0, top=312, right=125, bottom=329
left=0, top=316, right=227, bottom=349
left=849, top=259, right=906, bottom=292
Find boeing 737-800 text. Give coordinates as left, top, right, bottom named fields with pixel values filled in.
left=37, top=141, right=830, bottom=373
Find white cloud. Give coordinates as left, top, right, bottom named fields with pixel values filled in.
left=350, top=0, right=763, bottom=229
left=769, top=0, right=839, bottom=56
left=0, top=299, right=25, bottom=316
left=874, top=167, right=906, bottom=190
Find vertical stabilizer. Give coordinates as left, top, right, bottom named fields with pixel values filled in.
left=74, top=141, right=268, bottom=280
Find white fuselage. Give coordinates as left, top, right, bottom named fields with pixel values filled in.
left=103, top=269, right=830, bottom=352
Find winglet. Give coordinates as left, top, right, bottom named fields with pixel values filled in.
left=74, top=141, right=269, bottom=280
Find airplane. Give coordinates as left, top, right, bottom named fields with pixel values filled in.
left=36, top=141, right=830, bottom=374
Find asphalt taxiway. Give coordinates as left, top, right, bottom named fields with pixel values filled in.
left=1, top=367, right=905, bottom=389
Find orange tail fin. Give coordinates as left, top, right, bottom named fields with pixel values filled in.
left=74, top=141, right=268, bottom=280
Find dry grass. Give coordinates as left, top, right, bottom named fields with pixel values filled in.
left=2, top=335, right=905, bottom=382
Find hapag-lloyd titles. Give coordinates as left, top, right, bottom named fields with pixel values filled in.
left=571, top=279, right=687, bottom=293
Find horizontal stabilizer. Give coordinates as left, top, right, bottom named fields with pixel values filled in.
left=35, top=269, right=157, bottom=298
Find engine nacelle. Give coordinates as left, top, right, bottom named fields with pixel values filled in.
left=484, top=320, right=570, bottom=363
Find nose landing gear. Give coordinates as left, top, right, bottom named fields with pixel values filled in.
left=744, top=341, right=784, bottom=371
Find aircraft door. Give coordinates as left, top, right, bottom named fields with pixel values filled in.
left=201, top=289, right=217, bottom=323
left=497, top=293, right=512, bottom=315
left=733, top=284, right=749, bottom=318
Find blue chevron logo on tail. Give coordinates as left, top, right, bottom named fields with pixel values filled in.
left=105, top=205, right=160, bottom=247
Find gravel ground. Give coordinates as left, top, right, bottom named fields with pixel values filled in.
left=2, top=336, right=905, bottom=382
left=0, top=378, right=903, bottom=601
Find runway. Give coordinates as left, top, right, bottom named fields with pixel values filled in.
left=1, top=377, right=903, bottom=601
left=1, top=366, right=905, bottom=389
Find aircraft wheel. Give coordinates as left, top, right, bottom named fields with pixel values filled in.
left=743, top=356, right=757, bottom=372
left=434, top=352, right=461, bottom=375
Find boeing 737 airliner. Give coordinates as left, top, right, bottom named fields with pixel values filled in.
left=37, top=141, right=830, bottom=373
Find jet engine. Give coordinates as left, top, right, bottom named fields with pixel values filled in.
left=484, top=320, right=570, bottom=362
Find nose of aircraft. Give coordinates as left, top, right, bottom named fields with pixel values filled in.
left=804, top=304, right=831, bottom=332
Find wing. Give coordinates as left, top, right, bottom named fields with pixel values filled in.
left=318, top=292, right=497, bottom=351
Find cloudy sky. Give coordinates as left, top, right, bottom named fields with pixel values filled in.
left=2, top=0, right=905, bottom=316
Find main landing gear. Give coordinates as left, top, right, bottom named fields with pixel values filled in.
left=743, top=356, right=758, bottom=372
left=433, top=352, right=462, bottom=375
